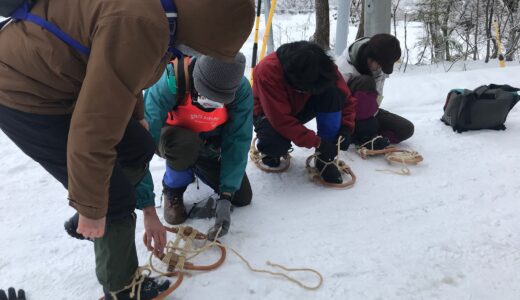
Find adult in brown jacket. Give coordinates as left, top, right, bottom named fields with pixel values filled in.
left=0, top=0, right=254, bottom=298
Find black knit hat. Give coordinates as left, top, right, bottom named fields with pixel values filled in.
left=365, top=34, right=401, bottom=74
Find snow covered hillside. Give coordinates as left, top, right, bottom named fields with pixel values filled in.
left=1, top=62, right=520, bottom=299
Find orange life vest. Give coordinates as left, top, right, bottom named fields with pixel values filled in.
left=165, top=57, right=228, bottom=132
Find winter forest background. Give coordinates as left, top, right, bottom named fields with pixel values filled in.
left=263, top=0, right=520, bottom=68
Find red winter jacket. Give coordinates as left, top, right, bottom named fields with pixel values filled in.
left=253, top=52, right=357, bottom=149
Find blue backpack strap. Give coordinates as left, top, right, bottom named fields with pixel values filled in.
left=10, top=1, right=90, bottom=56
left=160, top=0, right=182, bottom=58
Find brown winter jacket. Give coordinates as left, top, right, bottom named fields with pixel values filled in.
left=0, top=0, right=254, bottom=219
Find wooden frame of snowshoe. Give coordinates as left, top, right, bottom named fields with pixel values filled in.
left=140, top=226, right=226, bottom=299
left=249, top=137, right=291, bottom=173
left=357, top=146, right=423, bottom=165
left=305, top=155, right=356, bottom=188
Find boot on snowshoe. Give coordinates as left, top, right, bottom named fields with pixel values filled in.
left=163, top=186, right=188, bottom=225
left=104, top=276, right=170, bottom=300
left=261, top=155, right=281, bottom=168
left=316, top=140, right=343, bottom=184
left=359, top=136, right=390, bottom=151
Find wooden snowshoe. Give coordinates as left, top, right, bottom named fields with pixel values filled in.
left=356, top=136, right=423, bottom=165
left=305, top=154, right=356, bottom=188
left=249, top=137, right=291, bottom=173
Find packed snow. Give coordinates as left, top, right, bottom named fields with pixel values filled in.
left=2, top=12, right=520, bottom=300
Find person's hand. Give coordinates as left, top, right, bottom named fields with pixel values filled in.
left=139, top=119, right=149, bottom=131
left=0, top=288, right=25, bottom=300
left=143, top=206, right=166, bottom=257
left=207, top=194, right=232, bottom=240
left=77, top=214, right=105, bottom=239
left=338, top=126, right=352, bottom=151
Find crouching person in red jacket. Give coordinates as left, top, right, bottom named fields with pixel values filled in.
left=252, top=41, right=357, bottom=184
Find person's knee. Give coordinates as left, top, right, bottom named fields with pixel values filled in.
left=400, top=120, right=415, bottom=141
left=159, top=126, right=201, bottom=170
left=254, top=117, right=292, bottom=157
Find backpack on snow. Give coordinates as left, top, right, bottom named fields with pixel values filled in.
left=441, top=84, right=520, bottom=133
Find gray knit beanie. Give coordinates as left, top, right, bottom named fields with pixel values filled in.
left=193, top=52, right=246, bottom=104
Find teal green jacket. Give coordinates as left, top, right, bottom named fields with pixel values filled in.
left=135, top=63, right=253, bottom=208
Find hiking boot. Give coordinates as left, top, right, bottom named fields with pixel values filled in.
left=104, top=276, right=170, bottom=300
left=261, top=155, right=281, bottom=168
left=360, top=136, right=390, bottom=151
left=316, top=140, right=343, bottom=184
left=64, top=212, right=90, bottom=241
left=163, top=187, right=188, bottom=225
left=315, top=155, right=343, bottom=184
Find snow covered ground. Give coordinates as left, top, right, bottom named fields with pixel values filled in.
left=3, top=8, right=520, bottom=300
left=1, top=58, right=520, bottom=299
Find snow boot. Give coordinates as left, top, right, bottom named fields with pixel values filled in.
left=64, top=212, right=90, bottom=241
left=315, top=156, right=343, bottom=184
left=359, top=136, right=390, bottom=151
left=316, top=140, right=343, bottom=184
left=261, top=155, right=281, bottom=168
left=163, top=186, right=188, bottom=225
left=103, top=276, right=170, bottom=300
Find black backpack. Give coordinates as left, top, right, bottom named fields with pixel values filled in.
left=441, top=84, right=520, bottom=133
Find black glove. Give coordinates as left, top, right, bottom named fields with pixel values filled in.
left=0, top=288, right=26, bottom=300
left=317, top=140, right=338, bottom=161
left=338, top=126, right=352, bottom=151
left=207, top=193, right=232, bottom=240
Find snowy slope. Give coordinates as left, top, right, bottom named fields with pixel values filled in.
left=1, top=62, right=520, bottom=299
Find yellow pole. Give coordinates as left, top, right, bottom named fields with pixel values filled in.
left=259, top=0, right=277, bottom=62
left=494, top=20, right=505, bottom=68
left=249, top=0, right=263, bottom=86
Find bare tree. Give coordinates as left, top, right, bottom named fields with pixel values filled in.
left=474, top=0, right=481, bottom=60
left=312, top=0, right=331, bottom=49
left=485, top=0, right=496, bottom=62
left=403, top=12, right=410, bottom=72
left=356, top=0, right=365, bottom=38
left=393, top=0, right=402, bottom=36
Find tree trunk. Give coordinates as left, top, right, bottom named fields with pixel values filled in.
left=485, top=0, right=492, bottom=63
left=474, top=0, right=480, bottom=60
left=505, top=0, right=519, bottom=61
left=442, top=2, right=452, bottom=61
left=392, top=0, right=401, bottom=36
left=356, top=0, right=365, bottom=39
left=312, top=0, right=331, bottom=50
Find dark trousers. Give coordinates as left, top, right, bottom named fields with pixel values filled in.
left=254, top=87, right=345, bottom=157
left=348, top=75, right=414, bottom=144
left=159, top=126, right=252, bottom=207
left=0, top=104, right=155, bottom=291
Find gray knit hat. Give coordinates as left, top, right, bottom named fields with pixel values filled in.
left=193, top=52, right=246, bottom=104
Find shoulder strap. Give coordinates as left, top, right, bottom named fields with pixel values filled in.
left=9, top=1, right=90, bottom=55
left=172, top=56, right=192, bottom=105
left=160, top=0, right=182, bottom=58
